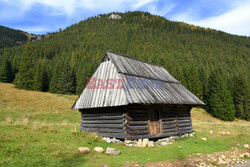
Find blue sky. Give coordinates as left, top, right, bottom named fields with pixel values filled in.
left=0, top=0, right=250, bottom=36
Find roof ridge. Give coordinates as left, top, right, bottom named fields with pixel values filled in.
left=106, top=50, right=165, bottom=69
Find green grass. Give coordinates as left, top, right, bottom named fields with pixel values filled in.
left=0, top=83, right=249, bottom=166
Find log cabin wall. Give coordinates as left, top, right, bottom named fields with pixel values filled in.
left=79, top=105, right=193, bottom=140
left=161, top=105, right=193, bottom=137
left=126, top=109, right=149, bottom=140
left=126, top=105, right=193, bottom=140
left=80, top=108, right=127, bottom=139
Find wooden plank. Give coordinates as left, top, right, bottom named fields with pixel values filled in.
left=162, top=124, right=177, bottom=129
left=82, top=124, right=124, bottom=128
left=162, top=132, right=178, bottom=136
left=162, top=128, right=177, bottom=133
left=148, top=110, right=160, bottom=135
left=82, top=115, right=124, bottom=120
left=178, top=123, right=192, bottom=127
left=178, top=119, right=191, bottom=124
left=97, top=132, right=125, bottom=139
left=178, top=126, right=193, bottom=131
left=127, top=117, right=148, bottom=121
left=82, top=128, right=124, bottom=133
left=161, top=114, right=176, bottom=117
left=82, top=112, right=123, bottom=117
left=83, top=120, right=124, bottom=124
left=161, top=120, right=176, bottom=125
left=128, top=121, right=148, bottom=125
left=177, top=116, right=191, bottom=120
left=161, top=117, right=176, bottom=121
left=129, top=134, right=150, bottom=140
left=128, top=130, right=149, bottom=135
left=128, top=125, right=148, bottom=130
left=178, top=129, right=193, bottom=134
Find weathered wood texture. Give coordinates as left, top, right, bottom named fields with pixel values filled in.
left=73, top=52, right=205, bottom=110
left=125, top=105, right=193, bottom=140
left=80, top=105, right=193, bottom=140
left=80, top=109, right=126, bottom=139
left=126, top=110, right=149, bottom=140
left=160, top=106, right=193, bottom=136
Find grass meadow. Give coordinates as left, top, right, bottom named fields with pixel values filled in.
left=0, top=83, right=249, bottom=166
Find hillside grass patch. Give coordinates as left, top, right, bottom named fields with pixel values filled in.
left=0, top=83, right=249, bottom=166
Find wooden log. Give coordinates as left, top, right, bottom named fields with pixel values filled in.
left=82, top=112, right=123, bottom=117
left=97, top=132, right=125, bottom=139
left=178, top=126, right=193, bottom=131
left=178, top=123, right=192, bottom=127
left=161, top=113, right=176, bottom=117
left=178, top=129, right=193, bottom=134
left=128, top=125, right=148, bottom=130
left=82, top=128, right=124, bottom=133
left=161, top=117, right=176, bottom=121
left=83, top=120, right=124, bottom=124
left=177, top=113, right=190, bottom=116
left=162, top=128, right=177, bottom=133
left=129, top=134, right=150, bottom=140
left=127, top=117, right=148, bottom=121
left=128, top=121, right=148, bottom=125
left=177, top=116, right=191, bottom=120
left=82, top=115, right=124, bottom=120
left=162, top=124, right=177, bottom=129
left=162, top=131, right=178, bottom=136
left=178, top=119, right=191, bottom=124
left=130, top=113, right=147, bottom=116
left=128, top=130, right=149, bottom=135
left=161, top=120, right=176, bottom=125
left=82, top=124, right=124, bottom=128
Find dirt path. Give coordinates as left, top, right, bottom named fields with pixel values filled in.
left=125, top=147, right=249, bottom=167
left=233, top=160, right=250, bottom=167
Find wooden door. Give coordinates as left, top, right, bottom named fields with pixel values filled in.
left=148, top=110, right=160, bottom=135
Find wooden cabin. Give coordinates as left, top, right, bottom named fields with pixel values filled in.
left=72, top=51, right=205, bottom=140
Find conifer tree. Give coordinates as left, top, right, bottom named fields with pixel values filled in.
left=207, top=70, right=235, bottom=121
left=58, top=62, right=76, bottom=94
left=14, top=42, right=34, bottom=89
left=184, top=64, right=202, bottom=100
left=232, top=74, right=248, bottom=119
left=199, top=67, right=208, bottom=103
left=0, top=57, right=12, bottom=83
left=49, top=62, right=62, bottom=93
left=33, top=59, right=49, bottom=91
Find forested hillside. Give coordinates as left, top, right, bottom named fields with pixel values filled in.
left=0, top=11, right=249, bottom=120
left=0, top=26, right=32, bottom=48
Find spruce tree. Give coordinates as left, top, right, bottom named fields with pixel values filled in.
left=207, top=70, right=235, bottom=121
left=232, top=74, right=248, bottom=119
left=57, top=62, right=76, bottom=94
left=33, top=59, right=49, bottom=91
left=0, top=57, right=12, bottom=83
left=14, top=42, right=34, bottom=89
left=49, top=62, right=61, bottom=93
left=199, top=67, right=208, bottom=103
left=184, top=64, right=202, bottom=100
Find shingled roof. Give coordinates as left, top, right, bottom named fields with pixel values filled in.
left=72, top=51, right=205, bottom=109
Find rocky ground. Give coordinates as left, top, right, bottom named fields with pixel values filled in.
left=124, top=146, right=250, bottom=167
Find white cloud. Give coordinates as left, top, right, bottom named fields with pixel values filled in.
left=172, top=1, right=250, bottom=36
left=132, top=0, right=156, bottom=9
left=14, top=26, right=49, bottom=34
left=194, top=3, right=250, bottom=36
left=1, top=0, right=249, bottom=35
left=0, top=0, right=175, bottom=17
left=148, top=3, right=176, bottom=16
left=0, top=0, right=136, bottom=16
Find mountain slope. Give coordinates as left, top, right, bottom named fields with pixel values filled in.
left=0, top=26, right=36, bottom=48
left=0, top=12, right=249, bottom=119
